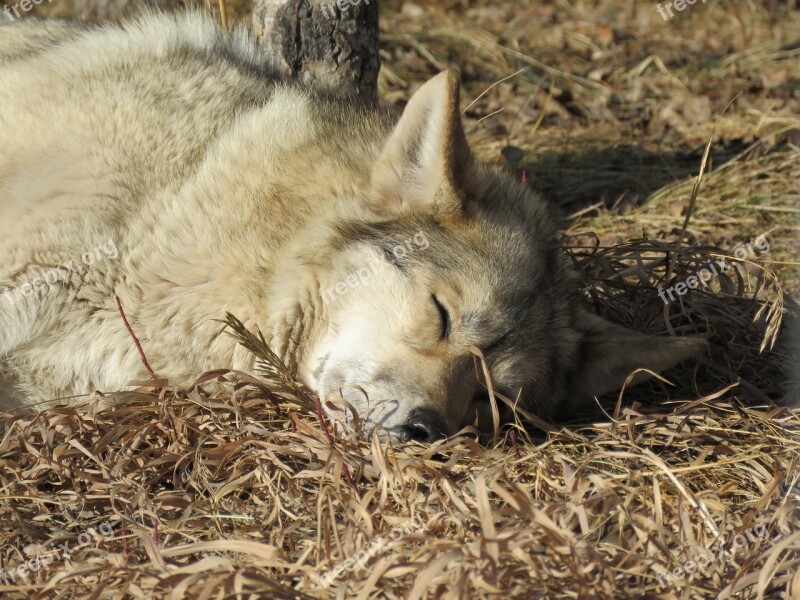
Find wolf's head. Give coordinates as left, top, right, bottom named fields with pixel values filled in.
left=279, top=70, right=705, bottom=442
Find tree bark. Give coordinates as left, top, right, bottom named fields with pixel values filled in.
left=252, top=0, right=380, bottom=102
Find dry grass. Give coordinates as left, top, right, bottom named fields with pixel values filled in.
left=0, top=347, right=798, bottom=598
left=1, top=0, right=799, bottom=598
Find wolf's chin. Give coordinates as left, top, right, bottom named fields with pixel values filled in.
left=316, top=382, right=413, bottom=437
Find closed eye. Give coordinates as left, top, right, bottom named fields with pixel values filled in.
left=431, top=293, right=451, bottom=340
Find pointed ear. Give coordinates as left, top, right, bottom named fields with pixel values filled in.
left=370, top=68, right=476, bottom=217
left=566, top=311, right=708, bottom=408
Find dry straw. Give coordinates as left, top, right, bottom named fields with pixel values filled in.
left=0, top=1, right=798, bottom=597
left=0, top=235, right=797, bottom=599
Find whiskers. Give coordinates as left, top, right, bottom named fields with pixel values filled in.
left=319, top=382, right=403, bottom=436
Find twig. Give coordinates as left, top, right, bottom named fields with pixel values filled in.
left=469, top=346, right=500, bottom=444
left=666, top=93, right=741, bottom=283
left=315, top=396, right=363, bottom=501
left=218, top=0, right=228, bottom=30
left=121, top=522, right=130, bottom=558
left=115, top=295, right=158, bottom=380
left=509, top=429, right=522, bottom=459
left=462, top=67, right=527, bottom=115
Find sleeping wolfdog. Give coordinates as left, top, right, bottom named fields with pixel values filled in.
left=0, top=12, right=705, bottom=440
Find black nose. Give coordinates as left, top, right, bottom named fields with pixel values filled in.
left=400, top=409, right=447, bottom=443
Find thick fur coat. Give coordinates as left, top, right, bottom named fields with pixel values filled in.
left=0, top=12, right=705, bottom=439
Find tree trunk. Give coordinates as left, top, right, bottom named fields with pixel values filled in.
left=252, top=0, right=380, bottom=102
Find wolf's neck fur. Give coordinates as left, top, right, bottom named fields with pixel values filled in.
left=161, top=91, right=389, bottom=381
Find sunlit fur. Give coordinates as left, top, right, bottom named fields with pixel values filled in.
left=0, top=12, right=706, bottom=436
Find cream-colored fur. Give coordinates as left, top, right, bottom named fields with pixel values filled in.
left=1, top=12, right=706, bottom=439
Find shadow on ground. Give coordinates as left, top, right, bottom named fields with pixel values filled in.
left=510, top=142, right=750, bottom=216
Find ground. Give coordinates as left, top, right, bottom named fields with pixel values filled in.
left=0, top=1, right=798, bottom=598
